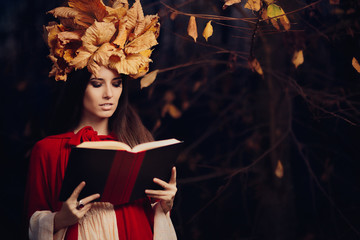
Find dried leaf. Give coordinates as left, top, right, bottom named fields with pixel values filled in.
left=70, top=47, right=92, bottom=69
left=352, top=57, right=360, bottom=73
left=292, top=50, right=304, bottom=69
left=187, top=16, right=198, bottom=42
left=275, top=160, right=284, bottom=178
left=125, top=30, right=158, bottom=54
left=244, top=0, right=261, bottom=12
left=202, top=20, right=213, bottom=42
left=68, top=0, right=107, bottom=21
left=113, top=21, right=128, bottom=48
left=112, top=54, right=150, bottom=75
left=168, top=104, right=182, bottom=119
left=222, top=0, right=242, bottom=10
left=140, top=69, right=159, bottom=89
left=81, top=21, right=116, bottom=53
left=249, top=57, right=263, bottom=76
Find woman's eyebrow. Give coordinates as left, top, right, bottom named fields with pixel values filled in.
left=112, top=77, right=122, bottom=80
left=89, top=77, right=104, bottom=81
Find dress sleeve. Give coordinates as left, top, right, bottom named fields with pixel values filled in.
left=25, top=140, right=52, bottom=219
left=25, top=140, right=67, bottom=239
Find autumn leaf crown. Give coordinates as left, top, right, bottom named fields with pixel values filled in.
left=44, top=0, right=160, bottom=81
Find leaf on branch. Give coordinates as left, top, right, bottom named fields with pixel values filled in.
left=202, top=20, right=213, bottom=41
left=267, top=4, right=290, bottom=31
left=187, top=16, right=198, bottom=42
left=170, top=12, right=178, bottom=20
left=222, top=0, right=242, bottom=10
left=249, top=57, right=263, bottom=76
left=329, top=0, right=340, bottom=5
left=245, top=0, right=261, bottom=12
left=275, top=160, right=284, bottom=178
left=140, top=69, right=159, bottom=89
left=168, top=104, right=182, bottom=119
left=292, top=50, right=304, bottom=69
left=352, top=57, right=360, bottom=73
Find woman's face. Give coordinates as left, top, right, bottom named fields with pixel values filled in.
left=82, top=66, right=123, bottom=121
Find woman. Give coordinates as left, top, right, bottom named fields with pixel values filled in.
left=25, top=0, right=177, bottom=239
left=26, top=66, right=177, bottom=239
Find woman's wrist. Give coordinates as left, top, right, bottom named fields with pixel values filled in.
left=54, top=212, right=66, bottom=233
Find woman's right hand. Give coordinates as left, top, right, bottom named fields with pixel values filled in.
left=54, top=181, right=100, bottom=232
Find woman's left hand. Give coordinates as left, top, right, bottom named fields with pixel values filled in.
left=145, top=167, right=177, bottom=214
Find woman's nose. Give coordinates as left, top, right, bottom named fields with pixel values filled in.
left=103, top=85, right=113, bottom=99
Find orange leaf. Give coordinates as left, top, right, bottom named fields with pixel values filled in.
left=202, top=20, right=213, bottom=42
left=249, top=57, right=263, bottom=76
left=187, top=16, right=198, bottom=42
left=168, top=104, right=182, bottom=119
left=275, top=160, right=284, bottom=178
left=352, top=57, right=360, bottom=73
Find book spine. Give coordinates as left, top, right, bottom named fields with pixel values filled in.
left=120, top=151, right=146, bottom=203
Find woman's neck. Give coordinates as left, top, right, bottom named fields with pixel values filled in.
left=75, top=117, right=110, bottom=135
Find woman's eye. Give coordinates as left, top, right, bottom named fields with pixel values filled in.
left=90, top=81, right=102, bottom=88
left=113, top=81, right=122, bottom=87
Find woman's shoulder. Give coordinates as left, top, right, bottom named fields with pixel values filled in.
left=33, top=132, right=74, bottom=151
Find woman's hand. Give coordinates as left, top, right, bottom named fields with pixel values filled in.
left=54, top=181, right=100, bottom=232
left=145, top=167, right=177, bottom=214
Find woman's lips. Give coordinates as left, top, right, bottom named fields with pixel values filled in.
left=100, top=103, right=113, bottom=110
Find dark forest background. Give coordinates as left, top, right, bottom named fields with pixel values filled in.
left=1, top=0, right=360, bottom=239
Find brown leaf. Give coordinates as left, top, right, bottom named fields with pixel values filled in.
left=68, top=0, right=108, bottom=21
left=170, top=12, right=178, bottom=20
left=292, top=50, right=304, bottom=69
left=329, top=0, right=340, bottom=5
left=112, top=54, right=150, bottom=75
left=244, top=0, right=261, bottom=12
left=140, top=69, right=159, bottom=89
left=275, top=160, right=284, bottom=178
left=352, top=57, right=360, bottom=73
left=222, top=0, right=242, bottom=10
left=187, top=16, right=198, bottom=42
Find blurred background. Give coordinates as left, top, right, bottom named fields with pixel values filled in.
left=1, top=0, right=360, bottom=239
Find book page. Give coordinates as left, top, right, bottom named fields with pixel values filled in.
left=132, top=139, right=181, bottom=153
left=76, top=141, right=132, bottom=152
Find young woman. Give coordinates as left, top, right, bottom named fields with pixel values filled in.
left=25, top=66, right=178, bottom=239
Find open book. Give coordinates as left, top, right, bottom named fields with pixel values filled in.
left=59, top=139, right=182, bottom=205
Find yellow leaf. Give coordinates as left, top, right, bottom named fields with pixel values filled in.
left=249, top=57, right=263, bottom=76
left=125, top=30, right=158, bottom=54
left=202, top=20, right=213, bottom=42
left=222, top=0, right=242, bottom=10
left=352, top=57, right=360, bottom=73
left=267, top=4, right=290, bottom=31
left=245, top=0, right=261, bottom=12
left=187, top=16, right=198, bottom=42
left=292, top=50, right=304, bottom=69
left=275, top=160, right=284, bottom=178
left=140, top=69, right=159, bottom=89
left=70, top=47, right=92, bottom=69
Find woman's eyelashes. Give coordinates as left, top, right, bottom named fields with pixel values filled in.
left=112, top=80, right=122, bottom=88
left=89, top=79, right=122, bottom=88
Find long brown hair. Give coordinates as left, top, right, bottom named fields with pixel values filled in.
left=49, top=68, right=153, bottom=146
